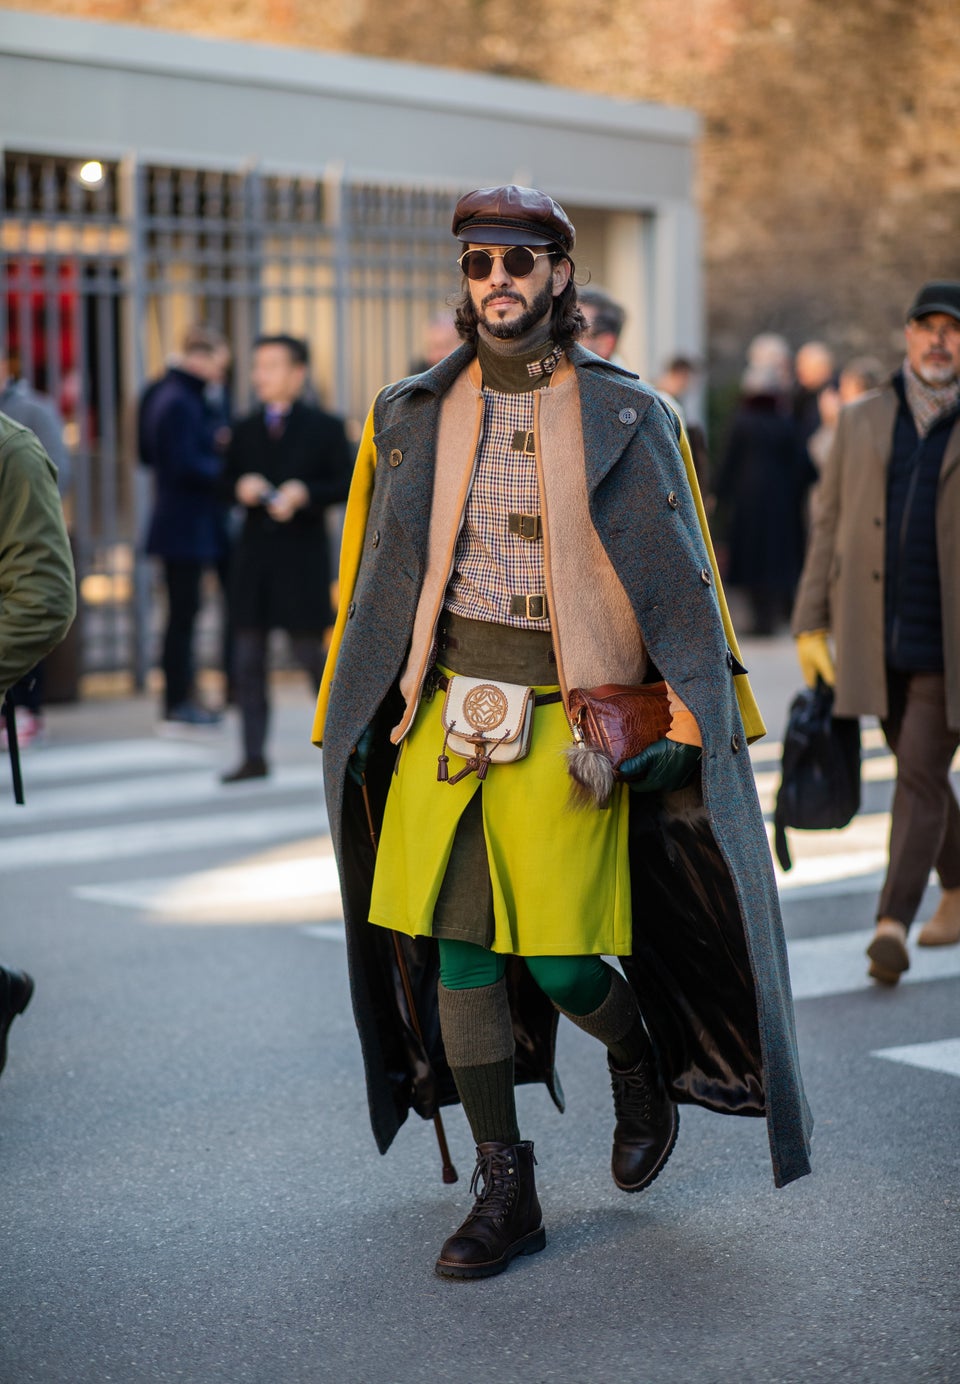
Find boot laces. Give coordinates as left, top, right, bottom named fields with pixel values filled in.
left=610, top=1062, right=657, bottom=1123
left=468, top=1147, right=534, bottom=1224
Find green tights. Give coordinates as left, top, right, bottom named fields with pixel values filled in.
left=436, top=938, right=649, bottom=1146
left=438, top=937, right=612, bottom=1015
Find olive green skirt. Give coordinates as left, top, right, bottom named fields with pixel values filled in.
left=368, top=614, right=632, bottom=957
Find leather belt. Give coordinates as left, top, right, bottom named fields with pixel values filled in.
left=433, top=672, right=562, bottom=707
left=438, top=630, right=556, bottom=664
left=509, top=594, right=548, bottom=620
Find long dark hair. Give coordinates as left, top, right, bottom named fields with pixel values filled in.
left=454, top=256, right=586, bottom=350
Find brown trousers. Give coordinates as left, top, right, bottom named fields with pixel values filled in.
left=878, top=670, right=960, bottom=929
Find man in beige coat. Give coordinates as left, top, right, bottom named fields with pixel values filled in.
left=792, top=281, right=960, bottom=983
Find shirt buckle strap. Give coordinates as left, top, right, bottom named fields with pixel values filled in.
left=507, top=512, right=542, bottom=541
left=509, top=593, right=548, bottom=620
left=511, top=429, right=536, bottom=454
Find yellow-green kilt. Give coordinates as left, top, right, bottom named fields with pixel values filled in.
left=368, top=674, right=632, bottom=956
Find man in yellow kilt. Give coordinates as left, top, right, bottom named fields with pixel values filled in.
left=314, top=186, right=812, bottom=1280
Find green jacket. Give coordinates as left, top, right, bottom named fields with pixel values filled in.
left=0, top=411, right=76, bottom=700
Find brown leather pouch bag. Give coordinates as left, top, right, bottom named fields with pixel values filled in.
left=566, top=682, right=672, bottom=808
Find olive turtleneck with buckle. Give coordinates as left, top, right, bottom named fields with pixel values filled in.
left=475, top=321, right=563, bottom=394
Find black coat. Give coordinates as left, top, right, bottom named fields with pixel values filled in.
left=225, top=402, right=353, bottom=631
left=715, top=396, right=816, bottom=593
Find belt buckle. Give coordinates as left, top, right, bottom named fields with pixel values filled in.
left=508, top=512, right=542, bottom=541
left=511, top=593, right=546, bottom=620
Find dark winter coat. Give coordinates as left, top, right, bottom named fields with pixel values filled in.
left=716, top=396, right=817, bottom=594
left=224, top=402, right=353, bottom=632
left=140, top=368, right=228, bottom=564
left=884, top=374, right=958, bottom=671
left=315, top=344, right=813, bottom=1189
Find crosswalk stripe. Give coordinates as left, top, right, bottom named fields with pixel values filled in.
left=74, top=853, right=343, bottom=923
left=872, top=1038, right=960, bottom=1079
left=12, top=738, right=218, bottom=782
left=787, top=927, right=960, bottom=1000
left=0, top=807, right=324, bottom=872
left=0, top=765, right=323, bottom=824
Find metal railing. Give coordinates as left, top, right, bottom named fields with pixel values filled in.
left=1, top=151, right=461, bottom=684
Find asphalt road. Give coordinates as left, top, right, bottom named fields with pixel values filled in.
left=1, top=646, right=957, bottom=1384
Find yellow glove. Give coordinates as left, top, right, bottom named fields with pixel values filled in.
left=795, top=630, right=836, bottom=689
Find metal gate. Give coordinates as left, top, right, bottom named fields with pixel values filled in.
left=1, top=150, right=461, bottom=685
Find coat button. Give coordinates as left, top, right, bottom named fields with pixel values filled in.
left=872, top=571, right=881, bottom=581
left=371, top=530, right=380, bottom=548
left=389, top=448, right=403, bottom=467
left=618, top=407, right=638, bottom=425
left=874, top=516, right=883, bottom=528
left=700, top=568, right=712, bottom=586
left=667, top=491, right=679, bottom=509
left=731, top=733, right=741, bottom=752
left=347, top=601, right=356, bottom=618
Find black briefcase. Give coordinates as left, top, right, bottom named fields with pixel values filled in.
left=773, top=679, right=860, bottom=871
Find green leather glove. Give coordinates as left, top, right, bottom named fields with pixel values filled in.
left=346, top=725, right=374, bottom=786
left=621, top=738, right=701, bottom=793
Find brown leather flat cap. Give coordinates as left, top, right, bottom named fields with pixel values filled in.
left=452, top=185, right=575, bottom=253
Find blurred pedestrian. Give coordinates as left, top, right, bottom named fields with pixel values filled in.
left=578, top=287, right=627, bottom=365
left=715, top=359, right=816, bottom=634
left=656, top=355, right=710, bottom=494
left=221, top=335, right=352, bottom=782
left=792, top=281, right=960, bottom=983
left=748, top=332, right=793, bottom=389
left=140, top=325, right=231, bottom=729
left=839, top=355, right=886, bottom=403
left=0, top=409, right=76, bottom=1081
left=0, top=351, right=70, bottom=494
left=0, top=350, right=72, bottom=744
left=315, top=183, right=810, bottom=1281
left=409, top=312, right=461, bottom=373
left=807, top=355, right=886, bottom=475
left=793, top=341, right=836, bottom=450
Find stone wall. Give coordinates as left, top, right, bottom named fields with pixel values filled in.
left=11, top=0, right=960, bottom=378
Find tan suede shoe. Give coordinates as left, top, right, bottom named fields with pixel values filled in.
left=916, top=887, right=960, bottom=947
left=866, top=918, right=909, bottom=985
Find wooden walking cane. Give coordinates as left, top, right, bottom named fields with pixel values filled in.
left=359, top=775, right=458, bottom=1185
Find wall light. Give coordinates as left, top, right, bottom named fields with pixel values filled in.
left=77, top=160, right=105, bottom=188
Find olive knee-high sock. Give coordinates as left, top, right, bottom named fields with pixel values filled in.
left=437, top=979, right=520, bottom=1146
left=555, top=966, right=652, bottom=1070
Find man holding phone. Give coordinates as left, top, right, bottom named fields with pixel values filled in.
left=221, top=335, right=352, bottom=782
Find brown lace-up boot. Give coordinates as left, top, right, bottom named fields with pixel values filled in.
left=435, top=1141, right=545, bottom=1280
left=608, top=1052, right=679, bottom=1192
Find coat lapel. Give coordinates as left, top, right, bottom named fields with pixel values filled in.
left=865, top=388, right=898, bottom=475
left=567, top=345, right=659, bottom=495
left=940, top=415, right=960, bottom=483
left=373, top=345, right=480, bottom=560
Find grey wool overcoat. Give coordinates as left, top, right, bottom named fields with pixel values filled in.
left=316, top=343, right=813, bottom=1188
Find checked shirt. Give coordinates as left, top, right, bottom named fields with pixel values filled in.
left=444, top=388, right=549, bottom=630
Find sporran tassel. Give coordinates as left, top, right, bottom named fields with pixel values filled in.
left=565, top=742, right=617, bottom=809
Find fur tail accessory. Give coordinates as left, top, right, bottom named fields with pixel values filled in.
left=566, top=682, right=672, bottom=809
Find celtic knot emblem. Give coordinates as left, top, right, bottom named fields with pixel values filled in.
left=462, top=683, right=509, bottom=733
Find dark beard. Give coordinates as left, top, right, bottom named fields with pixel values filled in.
left=479, top=277, right=556, bottom=340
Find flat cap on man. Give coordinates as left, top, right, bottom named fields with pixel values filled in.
left=452, top=185, right=576, bottom=254
left=906, top=281, right=960, bottom=325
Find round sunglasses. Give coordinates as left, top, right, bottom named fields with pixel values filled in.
left=457, top=246, right=556, bottom=281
